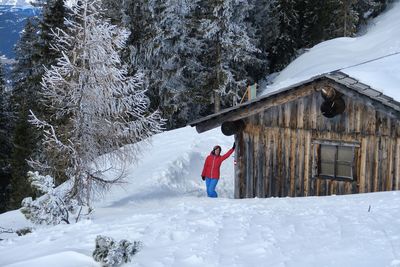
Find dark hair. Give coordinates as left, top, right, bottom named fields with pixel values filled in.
left=211, top=145, right=222, bottom=155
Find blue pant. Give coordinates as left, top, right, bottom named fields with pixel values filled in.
left=205, top=178, right=219, bottom=198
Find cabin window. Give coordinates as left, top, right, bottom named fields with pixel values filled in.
left=314, top=141, right=358, bottom=180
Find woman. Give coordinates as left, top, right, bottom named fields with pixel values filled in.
left=201, top=142, right=235, bottom=198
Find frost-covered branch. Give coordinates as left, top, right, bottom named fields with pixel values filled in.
left=27, top=0, right=164, bottom=217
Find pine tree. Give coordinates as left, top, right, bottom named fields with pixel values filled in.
left=30, top=0, right=164, bottom=208
left=39, top=0, right=67, bottom=65
left=0, top=63, right=12, bottom=213
left=9, top=18, right=41, bottom=209
left=101, top=0, right=124, bottom=24
left=142, top=0, right=205, bottom=128
left=250, top=0, right=278, bottom=72
left=193, top=0, right=262, bottom=112
left=268, top=0, right=299, bottom=72
left=332, top=0, right=359, bottom=37
left=355, top=0, right=391, bottom=25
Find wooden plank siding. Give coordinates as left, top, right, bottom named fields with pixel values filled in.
left=236, top=85, right=400, bottom=198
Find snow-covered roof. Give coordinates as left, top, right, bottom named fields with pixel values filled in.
left=262, top=1, right=400, bottom=102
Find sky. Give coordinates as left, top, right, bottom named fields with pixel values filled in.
left=2, top=2, right=400, bottom=267
left=262, top=1, right=400, bottom=102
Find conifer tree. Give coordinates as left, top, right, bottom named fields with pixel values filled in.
left=9, top=18, right=41, bottom=209
left=10, top=0, right=68, bottom=211
left=333, top=0, right=359, bottom=37
left=0, top=63, right=12, bottom=212
left=141, top=0, right=204, bottom=127
left=39, top=0, right=67, bottom=65
left=30, top=0, right=164, bottom=207
left=268, top=0, right=299, bottom=72
left=194, top=0, right=261, bottom=111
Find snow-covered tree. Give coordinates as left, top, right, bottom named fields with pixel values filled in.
left=93, top=235, right=142, bottom=267
left=355, top=0, right=393, bottom=24
left=9, top=18, right=42, bottom=210
left=30, top=0, right=164, bottom=208
left=332, top=0, right=359, bottom=37
left=143, top=0, right=205, bottom=127
left=20, top=171, right=78, bottom=224
left=196, top=0, right=261, bottom=111
left=101, top=0, right=124, bottom=24
left=0, top=63, right=12, bottom=212
left=268, top=0, right=299, bottom=72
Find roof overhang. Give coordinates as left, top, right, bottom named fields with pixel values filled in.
left=189, top=71, right=400, bottom=133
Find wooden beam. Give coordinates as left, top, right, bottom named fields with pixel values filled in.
left=326, top=79, right=400, bottom=119
left=195, top=84, right=317, bottom=133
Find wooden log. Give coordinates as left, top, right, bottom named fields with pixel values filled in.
left=380, top=138, right=387, bottom=191
left=245, top=134, right=251, bottom=197
left=264, top=131, right=271, bottom=197
left=373, top=138, right=379, bottom=192
left=296, top=130, right=305, bottom=197
left=221, top=120, right=245, bottom=136
left=234, top=132, right=243, bottom=199
left=290, top=129, right=297, bottom=197
left=255, top=131, right=265, bottom=197
left=284, top=128, right=291, bottom=196
left=297, top=98, right=305, bottom=129
left=395, top=138, right=400, bottom=190
left=359, top=137, right=367, bottom=193
left=387, top=138, right=394, bottom=191
left=311, top=93, right=318, bottom=129
left=194, top=84, right=317, bottom=133
left=304, top=131, right=311, bottom=196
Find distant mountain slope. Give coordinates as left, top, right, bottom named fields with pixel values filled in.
left=0, top=5, right=37, bottom=59
left=0, top=0, right=34, bottom=6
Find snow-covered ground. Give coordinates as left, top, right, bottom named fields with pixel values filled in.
left=1, top=126, right=400, bottom=267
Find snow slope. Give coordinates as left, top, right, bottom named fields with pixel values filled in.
left=1, top=126, right=400, bottom=267
left=263, top=1, right=400, bottom=101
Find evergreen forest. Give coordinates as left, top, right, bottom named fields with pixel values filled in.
left=0, top=0, right=393, bottom=213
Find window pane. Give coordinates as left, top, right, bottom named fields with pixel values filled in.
left=338, top=146, right=353, bottom=162
left=321, top=145, right=336, bottom=162
left=321, top=162, right=335, bottom=176
left=337, top=163, right=352, bottom=178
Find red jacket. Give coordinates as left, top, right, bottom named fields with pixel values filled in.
left=201, top=148, right=234, bottom=179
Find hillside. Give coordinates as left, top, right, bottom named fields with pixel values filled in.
left=2, top=2, right=400, bottom=267
left=0, top=5, right=37, bottom=59
left=1, top=126, right=400, bottom=267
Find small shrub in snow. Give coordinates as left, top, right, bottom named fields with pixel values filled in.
left=93, top=235, right=142, bottom=267
left=20, top=171, right=79, bottom=225
left=15, top=227, right=33, bottom=236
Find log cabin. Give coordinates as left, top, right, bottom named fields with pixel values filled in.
left=189, top=71, right=400, bottom=198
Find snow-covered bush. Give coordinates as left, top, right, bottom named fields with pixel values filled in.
left=15, top=227, right=33, bottom=236
left=20, top=171, right=79, bottom=225
left=92, top=235, right=142, bottom=267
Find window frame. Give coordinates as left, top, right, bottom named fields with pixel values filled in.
left=312, top=140, right=359, bottom=181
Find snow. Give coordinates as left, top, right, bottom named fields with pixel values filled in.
left=1, top=126, right=400, bottom=267
left=0, top=0, right=35, bottom=6
left=3, top=2, right=400, bottom=266
left=262, top=1, right=400, bottom=101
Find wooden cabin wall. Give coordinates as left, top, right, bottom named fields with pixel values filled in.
left=235, top=89, right=400, bottom=198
